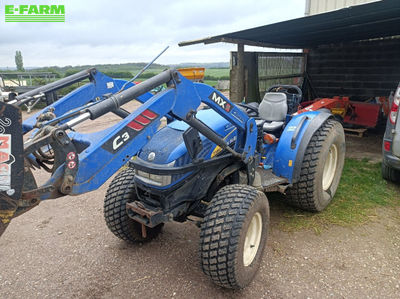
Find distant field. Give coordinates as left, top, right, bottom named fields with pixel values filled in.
left=8, top=67, right=230, bottom=94
left=18, top=65, right=231, bottom=81
left=126, top=67, right=164, bottom=77
left=21, top=61, right=231, bottom=81
left=128, top=67, right=230, bottom=82
left=135, top=67, right=230, bottom=78
left=108, top=67, right=230, bottom=87
left=204, top=68, right=229, bottom=78
left=203, top=80, right=219, bottom=87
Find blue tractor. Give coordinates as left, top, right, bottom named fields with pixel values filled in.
left=0, top=69, right=345, bottom=289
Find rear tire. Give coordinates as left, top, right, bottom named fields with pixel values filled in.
left=382, top=162, right=400, bottom=183
left=104, top=168, right=163, bottom=243
left=286, top=119, right=345, bottom=212
left=200, top=184, right=269, bottom=289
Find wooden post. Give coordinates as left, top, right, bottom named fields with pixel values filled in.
left=237, top=43, right=245, bottom=103
left=229, top=44, right=245, bottom=103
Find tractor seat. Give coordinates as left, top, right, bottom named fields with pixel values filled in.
left=257, top=92, right=288, bottom=132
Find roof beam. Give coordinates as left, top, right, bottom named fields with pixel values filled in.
left=178, top=37, right=214, bottom=47
left=179, top=36, right=301, bottom=49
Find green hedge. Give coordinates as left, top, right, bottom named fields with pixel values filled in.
left=103, top=71, right=133, bottom=79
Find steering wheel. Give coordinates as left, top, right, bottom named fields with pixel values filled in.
left=236, top=103, right=259, bottom=114
left=268, top=85, right=302, bottom=97
left=276, top=87, right=288, bottom=93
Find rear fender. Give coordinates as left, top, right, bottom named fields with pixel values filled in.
left=273, top=111, right=332, bottom=183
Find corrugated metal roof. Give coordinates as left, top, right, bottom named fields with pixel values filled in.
left=179, top=0, right=400, bottom=49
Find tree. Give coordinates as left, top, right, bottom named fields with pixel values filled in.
left=15, top=50, right=24, bottom=71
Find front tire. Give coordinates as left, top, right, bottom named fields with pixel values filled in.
left=200, top=184, right=269, bottom=289
left=286, top=119, right=345, bottom=212
left=104, top=168, right=163, bottom=243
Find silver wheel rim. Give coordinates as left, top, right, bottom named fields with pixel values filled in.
left=243, top=212, right=263, bottom=267
left=322, top=144, right=338, bottom=191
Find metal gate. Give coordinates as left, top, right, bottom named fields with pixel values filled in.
left=257, top=52, right=305, bottom=100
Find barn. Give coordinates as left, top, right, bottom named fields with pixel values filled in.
left=179, top=0, right=400, bottom=119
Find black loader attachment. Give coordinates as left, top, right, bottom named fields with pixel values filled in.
left=0, top=102, right=25, bottom=236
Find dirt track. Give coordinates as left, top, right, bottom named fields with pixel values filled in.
left=0, top=105, right=399, bottom=298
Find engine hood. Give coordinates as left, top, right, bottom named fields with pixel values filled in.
left=137, top=109, right=234, bottom=165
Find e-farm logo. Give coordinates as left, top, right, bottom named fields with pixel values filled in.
left=4, top=4, right=65, bottom=22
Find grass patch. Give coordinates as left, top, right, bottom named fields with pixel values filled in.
left=205, top=68, right=230, bottom=78
left=271, top=158, right=400, bottom=233
left=203, top=80, right=219, bottom=87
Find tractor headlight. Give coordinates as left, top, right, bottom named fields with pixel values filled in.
left=134, top=161, right=175, bottom=187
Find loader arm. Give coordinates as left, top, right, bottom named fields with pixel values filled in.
left=0, top=69, right=256, bottom=237
left=21, top=68, right=153, bottom=134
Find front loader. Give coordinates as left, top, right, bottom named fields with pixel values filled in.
left=0, top=68, right=345, bottom=289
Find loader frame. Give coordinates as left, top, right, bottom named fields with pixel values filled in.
left=0, top=69, right=257, bottom=231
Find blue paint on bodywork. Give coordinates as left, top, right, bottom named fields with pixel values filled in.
left=139, top=108, right=236, bottom=165
left=261, top=143, right=277, bottom=169
left=273, top=111, right=320, bottom=182
left=138, top=126, right=186, bottom=164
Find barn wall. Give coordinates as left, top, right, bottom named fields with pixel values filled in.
left=307, top=38, right=400, bottom=100
left=305, top=0, right=379, bottom=16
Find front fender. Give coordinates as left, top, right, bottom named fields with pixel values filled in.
left=273, top=111, right=332, bottom=183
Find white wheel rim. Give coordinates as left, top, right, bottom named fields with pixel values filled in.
left=322, top=144, right=338, bottom=191
left=243, top=212, right=263, bottom=267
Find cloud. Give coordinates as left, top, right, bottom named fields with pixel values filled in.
left=0, top=0, right=305, bottom=67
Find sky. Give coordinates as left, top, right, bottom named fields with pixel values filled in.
left=0, top=0, right=305, bottom=67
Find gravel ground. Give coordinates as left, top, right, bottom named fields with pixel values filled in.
left=0, top=103, right=399, bottom=298
left=1, top=195, right=399, bottom=298
left=345, top=132, right=384, bottom=163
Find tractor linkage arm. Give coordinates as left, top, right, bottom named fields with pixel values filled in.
left=8, top=68, right=98, bottom=113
